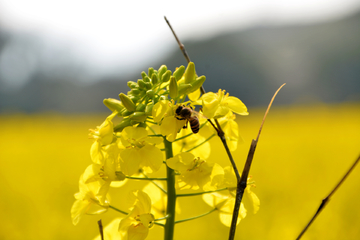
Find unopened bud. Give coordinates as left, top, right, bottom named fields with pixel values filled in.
left=189, top=75, right=206, bottom=93
left=114, top=118, right=132, bottom=132
left=143, top=76, right=151, bottom=83
left=173, top=65, right=185, bottom=81
left=127, top=81, right=138, bottom=89
left=146, top=89, right=155, bottom=98
left=129, top=88, right=141, bottom=96
left=151, top=73, right=159, bottom=85
left=148, top=67, right=154, bottom=79
left=145, top=104, right=153, bottom=115
left=137, top=80, right=146, bottom=89
left=169, top=76, right=178, bottom=99
left=178, top=83, right=192, bottom=96
left=136, top=103, right=146, bottom=112
left=129, top=112, right=147, bottom=122
left=103, top=98, right=124, bottom=113
left=141, top=71, right=147, bottom=80
left=184, top=62, right=196, bottom=84
left=158, top=65, right=167, bottom=81
left=162, top=70, right=171, bottom=82
left=119, top=93, right=136, bottom=112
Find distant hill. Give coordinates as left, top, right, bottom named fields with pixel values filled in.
left=1, top=11, right=359, bottom=113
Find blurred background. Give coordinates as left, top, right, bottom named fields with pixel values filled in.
left=0, top=0, right=360, bottom=239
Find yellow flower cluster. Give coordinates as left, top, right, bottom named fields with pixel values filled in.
left=71, top=62, right=259, bottom=240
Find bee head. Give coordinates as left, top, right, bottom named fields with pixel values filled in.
left=175, top=105, right=183, bottom=115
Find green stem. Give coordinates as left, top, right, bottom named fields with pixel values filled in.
left=175, top=208, right=217, bottom=224
left=164, top=139, right=176, bottom=240
left=125, top=176, right=167, bottom=181
left=184, top=133, right=216, bottom=153
left=177, top=187, right=228, bottom=197
left=109, top=205, right=128, bottom=215
left=141, top=172, right=167, bottom=194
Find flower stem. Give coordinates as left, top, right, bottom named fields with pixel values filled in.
left=184, top=133, right=216, bottom=153
left=109, top=205, right=128, bottom=215
left=175, top=208, right=217, bottom=224
left=164, top=139, right=176, bottom=240
left=177, top=188, right=228, bottom=197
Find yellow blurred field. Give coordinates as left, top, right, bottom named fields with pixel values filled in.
left=0, top=102, right=359, bottom=240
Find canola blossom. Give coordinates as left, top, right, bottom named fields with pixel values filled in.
left=71, top=62, right=258, bottom=240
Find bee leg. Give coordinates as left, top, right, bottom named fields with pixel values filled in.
left=182, top=120, right=188, bottom=129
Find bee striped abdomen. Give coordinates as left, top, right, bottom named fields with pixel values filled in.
left=189, top=116, right=199, bottom=133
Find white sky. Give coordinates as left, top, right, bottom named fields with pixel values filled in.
left=1, top=0, right=360, bottom=85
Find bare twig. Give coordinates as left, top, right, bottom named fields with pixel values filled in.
left=97, top=219, right=104, bottom=240
left=296, top=153, right=360, bottom=240
left=164, top=16, right=191, bottom=63
left=228, top=83, right=286, bottom=240
left=164, top=16, right=205, bottom=95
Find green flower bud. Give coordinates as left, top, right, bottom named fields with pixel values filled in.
left=141, top=71, right=147, bottom=80
left=158, top=65, right=167, bottom=81
left=151, top=73, right=159, bottom=85
left=137, top=79, right=146, bottom=89
left=143, top=76, right=151, bottom=83
left=114, top=118, right=132, bottom=132
left=103, top=98, right=124, bottom=112
left=178, top=83, right=192, bottom=96
left=145, top=104, right=153, bottom=115
left=189, top=75, right=206, bottom=93
left=136, top=103, right=146, bottom=112
left=130, top=120, right=139, bottom=125
left=146, top=89, right=155, bottom=98
left=148, top=67, right=154, bottom=79
left=120, top=109, right=133, bottom=116
left=129, top=95, right=140, bottom=103
left=127, top=81, right=138, bottom=89
left=137, top=122, right=147, bottom=128
left=184, top=62, right=196, bottom=84
left=169, top=76, right=178, bottom=99
left=119, top=93, right=136, bottom=112
left=128, top=88, right=141, bottom=96
left=161, top=70, right=171, bottom=83
left=173, top=65, right=185, bottom=81
left=144, top=82, right=152, bottom=90
left=129, top=112, right=147, bottom=122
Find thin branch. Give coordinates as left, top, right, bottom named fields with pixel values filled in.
left=228, top=84, right=286, bottom=240
left=126, top=176, right=167, bottom=181
left=177, top=187, right=228, bottom=197
left=109, top=205, right=128, bottom=215
left=175, top=208, right=217, bottom=224
left=164, top=16, right=191, bottom=64
left=296, top=153, right=360, bottom=240
left=184, top=133, right=216, bottom=153
left=164, top=16, right=205, bottom=95
left=141, top=171, right=168, bottom=194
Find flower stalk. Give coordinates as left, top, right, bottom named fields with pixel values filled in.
left=164, top=139, right=176, bottom=240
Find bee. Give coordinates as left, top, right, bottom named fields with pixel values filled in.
left=175, top=105, right=200, bottom=134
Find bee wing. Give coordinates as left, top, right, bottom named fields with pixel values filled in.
left=191, top=109, right=208, bottom=120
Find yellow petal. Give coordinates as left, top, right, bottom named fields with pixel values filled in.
left=188, top=88, right=201, bottom=101
left=139, top=144, right=163, bottom=173
left=120, top=148, right=141, bottom=176
left=222, top=96, right=248, bottom=115
left=127, top=223, right=149, bottom=240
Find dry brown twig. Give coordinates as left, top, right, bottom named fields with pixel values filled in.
left=296, top=153, right=360, bottom=239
